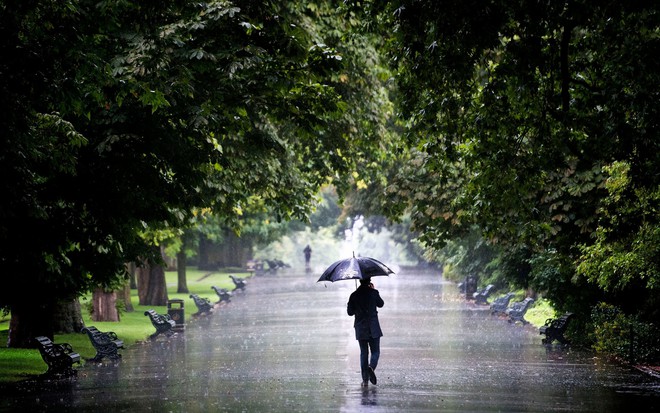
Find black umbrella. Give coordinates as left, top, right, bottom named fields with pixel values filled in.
left=317, top=254, right=394, bottom=282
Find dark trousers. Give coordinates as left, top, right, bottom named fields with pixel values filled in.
left=358, top=337, right=380, bottom=382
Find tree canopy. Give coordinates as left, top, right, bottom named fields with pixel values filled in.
left=0, top=0, right=394, bottom=345
left=346, top=0, right=659, bottom=322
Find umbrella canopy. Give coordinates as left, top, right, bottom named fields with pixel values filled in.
left=318, top=255, right=394, bottom=282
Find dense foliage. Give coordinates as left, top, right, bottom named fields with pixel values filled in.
left=0, top=0, right=391, bottom=346
left=344, top=0, right=659, bottom=329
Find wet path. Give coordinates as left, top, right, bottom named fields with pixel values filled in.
left=2, top=269, right=659, bottom=412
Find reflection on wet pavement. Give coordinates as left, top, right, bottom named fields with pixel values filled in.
left=1, top=269, right=658, bottom=412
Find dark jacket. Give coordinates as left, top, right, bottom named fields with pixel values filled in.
left=347, top=284, right=384, bottom=340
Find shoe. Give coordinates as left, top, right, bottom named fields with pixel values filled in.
left=368, top=366, right=377, bottom=385
left=361, top=381, right=369, bottom=387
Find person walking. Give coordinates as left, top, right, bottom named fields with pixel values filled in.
left=347, top=277, right=384, bottom=387
left=303, top=245, right=312, bottom=267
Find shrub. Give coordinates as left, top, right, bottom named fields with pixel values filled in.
left=590, top=303, right=660, bottom=363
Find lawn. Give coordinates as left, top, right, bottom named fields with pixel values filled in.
left=524, top=298, right=555, bottom=327
left=0, top=268, right=249, bottom=383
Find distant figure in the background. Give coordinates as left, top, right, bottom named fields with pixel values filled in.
left=303, top=245, right=312, bottom=268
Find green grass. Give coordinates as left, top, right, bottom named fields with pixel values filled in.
left=525, top=298, right=556, bottom=327
left=0, top=346, right=45, bottom=381
left=0, top=268, right=248, bottom=383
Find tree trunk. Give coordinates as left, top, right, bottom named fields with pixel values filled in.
left=219, top=228, right=244, bottom=267
left=51, top=299, right=85, bottom=333
left=92, top=288, right=120, bottom=322
left=177, top=248, right=188, bottom=293
left=137, top=258, right=168, bottom=306
left=127, top=261, right=137, bottom=290
left=120, top=281, right=134, bottom=313
left=198, top=233, right=211, bottom=270
left=7, top=301, right=55, bottom=348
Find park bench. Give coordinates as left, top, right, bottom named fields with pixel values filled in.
left=80, top=326, right=124, bottom=361
left=506, top=297, right=535, bottom=324
left=35, top=336, right=81, bottom=378
left=264, top=259, right=278, bottom=274
left=229, top=275, right=247, bottom=291
left=265, top=259, right=290, bottom=273
left=190, top=294, right=213, bottom=316
left=539, top=313, right=574, bottom=345
left=144, top=309, right=176, bottom=340
left=212, top=286, right=233, bottom=304
left=490, top=292, right=515, bottom=315
left=458, top=276, right=477, bottom=298
left=81, top=326, right=124, bottom=362
left=472, top=284, right=495, bottom=305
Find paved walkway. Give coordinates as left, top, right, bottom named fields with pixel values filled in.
left=1, top=268, right=659, bottom=412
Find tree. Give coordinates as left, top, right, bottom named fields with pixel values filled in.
left=1, top=0, right=396, bottom=346
left=576, top=162, right=660, bottom=320
left=176, top=253, right=188, bottom=293
left=349, top=1, right=660, bottom=321
left=137, top=258, right=169, bottom=307
left=91, top=289, right=120, bottom=322
left=192, top=198, right=292, bottom=270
